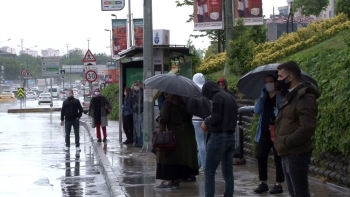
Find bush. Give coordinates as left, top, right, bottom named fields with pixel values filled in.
left=101, top=83, right=119, bottom=120
left=197, top=52, right=226, bottom=74
left=227, top=35, right=255, bottom=75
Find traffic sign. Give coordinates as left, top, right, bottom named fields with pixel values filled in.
left=21, top=69, right=31, bottom=77
left=17, top=88, right=25, bottom=98
left=42, top=56, right=60, bottom=77
left=60, top=70, right=65, bottom=75
left=85, top=70, right=98, bottom=82
left=81, top=80, right=87, bottom=85
left=82, top=49, right=97, bottom=62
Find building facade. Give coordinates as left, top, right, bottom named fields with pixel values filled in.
left=41, top=48, right=60, bottom=57
left=0, top=46, right=16, bottom=54
left=20, top=49, right=39, bottom=57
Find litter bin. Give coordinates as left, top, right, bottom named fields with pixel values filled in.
left=234, top=106, right=255, bottom=159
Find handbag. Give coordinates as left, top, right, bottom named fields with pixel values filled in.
left=152, top=118, right=176, bottom=151
left=269, top=96, right=278, bottom=143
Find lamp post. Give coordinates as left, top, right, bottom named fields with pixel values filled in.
left=66, top=44, right=71, bottom=88
left=87, top=38, right=91, bottom=49
left=17, top=42, right=37, bottom=89
left=111, top=14, right=117, bottom=19
left=105, top=29, right=113, bottom=66
left=0, top=38, right=11, bottom=43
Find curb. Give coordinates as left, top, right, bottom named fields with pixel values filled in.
left=8, top=108, right=61, bottom=113
left=79, top=120, right=125, bottom=197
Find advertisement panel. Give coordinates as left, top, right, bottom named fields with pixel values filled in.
left=233, top=0, right=263, bottom=26
left=101, top=0, right=125, bottom=11
left=193, top=0, right=223, bottom=31
left=133, top=19, right=144, bottom=47
left=104, top=69, right=119, bottom=83
left=112, top=19, right=127, bottom=59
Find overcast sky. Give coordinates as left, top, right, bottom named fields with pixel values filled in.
left=0, top=0, right=287, bottom=55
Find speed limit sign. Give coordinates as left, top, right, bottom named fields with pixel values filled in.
left=85, top=70, right=98, bottom=82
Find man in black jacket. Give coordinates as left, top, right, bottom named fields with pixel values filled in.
left=201, top=80, right=238, bottom=197
left=61, top=89, right=83, bottom=151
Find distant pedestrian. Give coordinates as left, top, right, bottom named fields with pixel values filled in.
left=275, top=61, right=320, bottom=197
left=201, top=80, right=238, bottom=197
left=122, top=87, right=133, bottom=144
left=88, top=88, right=112, bottom=143
left=217, top=78, right=234, bottom=96
left=61, top=89, right=83, bottom=151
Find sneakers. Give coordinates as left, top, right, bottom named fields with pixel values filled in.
left=171, top=181, right=180, bottom=189
left=103, top=138, right=107, bottom=143
left=254, top=182, right=269, bottom=193
left=155, top=181, right=172, bottom=189
left=269, top=184, right=283, bottom=194
left=64, top=147, right=69, bottom=151
left=97, top=138, right=102, bottom=143
left=76, top=147, right=81, bottom=152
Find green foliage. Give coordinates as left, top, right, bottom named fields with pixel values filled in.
left=101, top=83, right=119, bottom=120
left=292, top=0, right=329, bottom=16
left=206, top=71, right=241, bottom=93
left=186, top=38, right=202, bottom=74
left=0, top=57, right=24, bottom=80
left=336, top=0, right=350, bottom=19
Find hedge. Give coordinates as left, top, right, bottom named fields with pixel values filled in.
left=101, top=83, right=119, bottom=120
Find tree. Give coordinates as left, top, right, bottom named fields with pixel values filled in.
left=292, top=0, right=329, bottom=17
left=0, top=57, right=23, bottom=80
left=336, top=0, right=350, bottom=19
left=186, top=38, right=202, bottom=74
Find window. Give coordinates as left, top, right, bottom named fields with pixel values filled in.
left=48, top=88, right=57, bottom=92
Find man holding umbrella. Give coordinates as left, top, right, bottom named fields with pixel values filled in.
left=275, top=61, right=320, bottom=197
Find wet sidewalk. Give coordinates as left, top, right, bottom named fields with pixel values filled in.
left=83, top=120, right=350, bottom=197
left=0, top=112, right=110, bottom=197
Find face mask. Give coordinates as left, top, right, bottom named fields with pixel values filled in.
left=95, top=92, right=100, bottom=95
left=134, top=86, right=140, bottom=91
left=277, top=76, right=292, bottom=91
left=265, top=83, right=275, bottom=92
left=124, top=92, right=126, bottom=96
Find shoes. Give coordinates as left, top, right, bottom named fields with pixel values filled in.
left=155, top=181, right=172, bottom=189
left=171, top=181, right=180, bottom=189
left=199, top=168, right=205, bottom=173
left=254, top=182, right=269, bottom=193
left=76, top=147, right=81, bottom=151
left=64, top=147, right=69, bottom=151
left=97, top=138, right=102, bottom=143
left=103, top=138, right=107, bottom=143
left=138, top=144, right=143, bottom=148
left=269, top=184, right=283, bottom=194
left=181, top=176, right=196, bottom=182
left=123, top=140, right=132, bottom=144
left=133, top=143, right=140, bottom=147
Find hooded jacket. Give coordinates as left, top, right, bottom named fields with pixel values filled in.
left=202, top=80, right=238, bottom=133
left=217, top=78, right=234, bottom=96
left=193, top=73, right=206, bottom=89
left=191, top=73, right=210, bottom=121
left=274, top=82, right=321, bottom=156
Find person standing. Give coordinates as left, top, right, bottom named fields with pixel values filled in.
left=201, top=80, right=238, bottom=197
left=217, top=78, right=234, bottom=96
left=88, top=88, right=112, bottom=143
left=122, top=87, right=133, bottom=144
left=275, top=61, right=320, bottom=197
left=131, top=80, right=144, bottom=148
left=253, top=74, right=284, bottom=194
left=61, top=89, right=83, bottom=151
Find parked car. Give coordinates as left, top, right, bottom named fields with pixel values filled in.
left=38, top=93, right=52, bottom=105
left=26, top=91, right=37, bottom=100
left=82, top=95, right=92, bottom=114
left=0, top=92, right=17, bottom=105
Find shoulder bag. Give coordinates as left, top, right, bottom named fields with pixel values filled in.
left=152, top=118, right=176, bottom=151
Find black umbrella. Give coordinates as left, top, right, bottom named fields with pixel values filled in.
left=237, top=63, right=318, bottom=99
left=182, top=96, right=212, bottom=119
left=144, top=73, right=201, bottom=97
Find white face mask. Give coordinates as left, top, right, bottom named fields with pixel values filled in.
left=124, top=92, right=126, bottom=95
left=265, top=83, right=275, bottom=92
left=134, top=86, right=140, bottom=91
left=95, top=92, right=100, bottom=95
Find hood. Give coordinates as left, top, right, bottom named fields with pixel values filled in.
left=192, top=73, right=206, bottom=89
left=202, top=80, right=222, bottom=100
left=298, top=81, right=321, bottom=99
left=217, top=78, right=228, bottom=89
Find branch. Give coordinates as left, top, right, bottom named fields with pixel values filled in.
left=175, top=0, right=194, bottom=7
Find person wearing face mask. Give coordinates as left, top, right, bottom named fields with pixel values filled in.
left=88, top=88, right=112, bottom=143
left=253, top=74, right=284, bottom=194
left=122, top=87, right=133, bottom=144
left=275, top=61, right=320, bottom=197
left=61, top=89, right=83, bottom=151
left=131, top=80, right=144, bottom=148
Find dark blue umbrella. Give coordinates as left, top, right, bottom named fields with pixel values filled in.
left=237, top=63, right=318, bottom=99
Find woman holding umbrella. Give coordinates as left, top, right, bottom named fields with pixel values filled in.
left=254, top=74, right=284, bottom=194
left=253, top=74, right=284, bottom=194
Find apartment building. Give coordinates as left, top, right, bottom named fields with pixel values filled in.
left=41, top=48, right=60, bottom=57
left=0, top=46, right=16, bottom=54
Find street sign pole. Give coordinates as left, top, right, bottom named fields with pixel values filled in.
left=50, top=77, right=53, bottom=108
left=141, top=0, right=154, bottom=152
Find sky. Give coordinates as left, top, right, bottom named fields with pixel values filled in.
left=0, top=0, right=288, bottom=56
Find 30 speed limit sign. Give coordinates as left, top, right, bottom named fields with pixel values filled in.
left=85, top=70, right=98, bottom=82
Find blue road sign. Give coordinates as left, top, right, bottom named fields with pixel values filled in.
left=60, top=70, right=65, bottom=75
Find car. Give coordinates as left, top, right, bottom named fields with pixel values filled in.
left=31, top=87, right=39, bottom=91
left=38, top=93, right=52, bottom=105
left=0, top=92, right=17, bottom=105
left=26, top=91, right=37, bottom=100
left=82, top=95, right=92, bottom=114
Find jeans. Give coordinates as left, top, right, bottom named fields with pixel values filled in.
left=133, top=113, right=143, bottom=145
left=205, top=133, right=235, bottom=197
left=281, top=152, right=312, bottom=197
left=193, top=120, right=207, bottom=169
left=65, top=119, right=80, bottom=147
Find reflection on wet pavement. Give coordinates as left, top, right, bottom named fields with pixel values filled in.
left=0, top=112, right=110, bottom=197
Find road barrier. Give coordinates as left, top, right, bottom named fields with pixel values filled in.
left=7, top=108, right=61, bottom=113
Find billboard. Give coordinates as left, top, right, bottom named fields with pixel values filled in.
left=133, top=19, right=144, bottom=47
left=233, top=0, right=263, bottom=26
left=112, top=19, right=127, bottom=58
left=193, top=0, right=223, bottom=31
left=101, top=0, right=125, bottom=11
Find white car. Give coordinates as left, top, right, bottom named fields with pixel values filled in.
left=38, top=93, right=52, bottom=105
left=26, top=91, right=37, bottom=100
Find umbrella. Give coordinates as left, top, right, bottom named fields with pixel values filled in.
left=182, top=96, right=212, bottom=119
left=152, top=68, right=179, bottom=101
left=144, top=73, right=201, bottom=97
left=237, top=63, right=318, bottom=99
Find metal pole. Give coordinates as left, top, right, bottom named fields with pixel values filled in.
left=141, top=0, right=154, bottom=152
left=128, top=0, right=132, bottom=47
left=118, top=61, right=123, bottom=142
left=50, top=77, right=53, bottom=108
left=223, top=0, right=233, bottom=76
